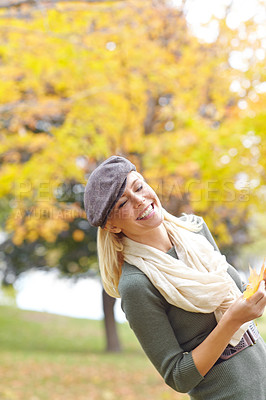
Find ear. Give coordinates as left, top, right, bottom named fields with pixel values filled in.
left=103, top=221, right=122, bottom=234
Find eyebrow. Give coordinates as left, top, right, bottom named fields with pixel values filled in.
left=129, top=178, right=139, bottom=188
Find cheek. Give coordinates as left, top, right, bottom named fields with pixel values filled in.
left=112, top=207, right=135, bottom=221
left=147, top=187, right=161, bottom=206
left=143, top=184, right=155, bottom=198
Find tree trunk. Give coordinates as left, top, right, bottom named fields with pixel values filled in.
left=102, top=288, right=122, bottom=352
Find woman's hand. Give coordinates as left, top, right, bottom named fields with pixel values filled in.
left=225, top=280, right=266, bottom=328
left=192, top=280, right=266, bottom=377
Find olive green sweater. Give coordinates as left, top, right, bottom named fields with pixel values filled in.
left=118, top=218, right=266, bottom=400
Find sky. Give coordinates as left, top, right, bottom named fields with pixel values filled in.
left=13, top=269, right=126, bottom=322
left=183, top=0, right=266, bottom=44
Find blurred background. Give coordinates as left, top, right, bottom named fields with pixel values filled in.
left=0, top=0, right=265, bottom=399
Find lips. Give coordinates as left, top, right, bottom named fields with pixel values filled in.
left=137, top=203, right=154, bottom=220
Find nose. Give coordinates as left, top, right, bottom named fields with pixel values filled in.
left=132, top=193, right=145, bottom=208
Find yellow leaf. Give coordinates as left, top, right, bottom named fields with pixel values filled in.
left=243, top=259, right=266, bottom=299
left=72, top=229, right=84, bottom=242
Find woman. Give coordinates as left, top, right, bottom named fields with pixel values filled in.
left=84, top=155, right=266, bottom=400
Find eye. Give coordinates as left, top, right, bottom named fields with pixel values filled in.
left=118, top=200, right=127, bottom=208
left=136, top=185, right=143, bottom=192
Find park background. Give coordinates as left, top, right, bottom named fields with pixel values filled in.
left=0, top=0, right=266, bottom=399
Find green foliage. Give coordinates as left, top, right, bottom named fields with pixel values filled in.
left=0, top=218, right=98, bottom=283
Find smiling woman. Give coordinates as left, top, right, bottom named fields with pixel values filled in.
left=84, top=156, right=266, bottom=400
left=105, top=171, right=168, bottom=250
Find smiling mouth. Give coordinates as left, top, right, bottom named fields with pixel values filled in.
left=137, top=203, right=154, bottom=220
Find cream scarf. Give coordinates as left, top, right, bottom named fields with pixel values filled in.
left=122, top=214, right=250, bottom=346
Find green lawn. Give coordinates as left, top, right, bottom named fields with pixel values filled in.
left=0, top=306, right=188, bottom=400
left=0, top=305, right=265, bottom=400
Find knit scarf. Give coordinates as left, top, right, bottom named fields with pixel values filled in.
left=122, top=215, right=250, bottom=346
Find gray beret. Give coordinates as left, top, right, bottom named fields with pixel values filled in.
left=84, top=156, right=136, bottom=228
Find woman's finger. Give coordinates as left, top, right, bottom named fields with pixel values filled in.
left=254, top=281, right=266, bottom=305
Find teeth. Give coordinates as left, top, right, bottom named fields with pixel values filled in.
left=139, top=205, right=153, bottom=220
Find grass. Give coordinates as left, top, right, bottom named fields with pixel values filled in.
left=0, top=306, right=265, bottom=400
left=0, top=306, right=188, bottom=400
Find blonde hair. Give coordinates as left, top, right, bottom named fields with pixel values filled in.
left=97, top=227, right=124, bottom=298
left=97, top=209, right=203, bottom=298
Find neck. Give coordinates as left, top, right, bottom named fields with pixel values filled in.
left=125, top=223, right=173, bottom=253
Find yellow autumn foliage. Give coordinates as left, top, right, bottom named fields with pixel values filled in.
left=0, top=0, right=265, bottom=250
left=243, top=260, right=266, bottom=300
left=72, top=229, right=85, bottom=242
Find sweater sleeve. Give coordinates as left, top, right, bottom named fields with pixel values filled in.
left=119, top=272, right=204, bottom=393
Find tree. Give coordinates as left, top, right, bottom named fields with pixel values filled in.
left=0, top=0, right=265, bottom=350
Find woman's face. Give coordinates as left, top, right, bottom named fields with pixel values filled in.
left=106, top=171, right=163, bottom=241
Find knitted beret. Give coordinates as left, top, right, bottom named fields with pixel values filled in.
left=84, top=156, right=136, bottom=228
